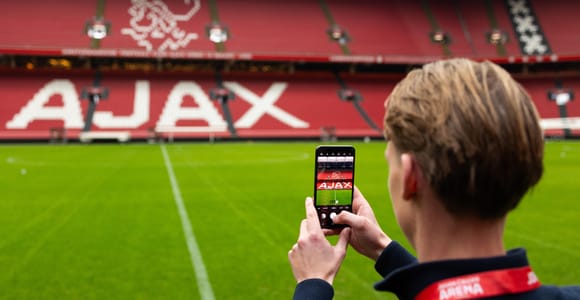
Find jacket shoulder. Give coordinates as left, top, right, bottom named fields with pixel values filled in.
left=532, top=285, right=580, bottom=299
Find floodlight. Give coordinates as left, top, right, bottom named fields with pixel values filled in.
left=549, top=89, right=574, bottom=106
left=430, top=30, right=450, bottom=45
left=85, top=18, right=111, bottom=40
left=210, top=87, right=234, bottom=104
left=206, top=22, right=230, bottom=43
left=338, top=88, right=361, bottom=102
left=83, top=86, right=108, bottom=102
left=327, top=25, right=350, bottom=45
left=486, top=29, right=508, bottom=45
left=81, top=85, right=109, bottom=132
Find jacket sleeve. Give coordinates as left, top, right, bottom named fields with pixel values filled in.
left=292, top=278, right=334, bottom=300
left=374, top=241, right=418, bottom=277
left=558, top=285, right=580, bottom=299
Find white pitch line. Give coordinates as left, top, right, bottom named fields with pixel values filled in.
left=161, top=144, right=215, bottom=300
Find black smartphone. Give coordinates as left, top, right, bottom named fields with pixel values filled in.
left=313, top=145, right=355, bottom=228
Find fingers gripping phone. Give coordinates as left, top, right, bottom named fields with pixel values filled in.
left=313, top=145, right=355, bottom=228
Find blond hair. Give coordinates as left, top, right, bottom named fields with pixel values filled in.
left=384, top=58, right=544, bottom=219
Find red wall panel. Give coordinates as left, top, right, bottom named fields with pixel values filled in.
left=1, top=71, right=578, bottom=140
left=532, top=0, right=580, bottom=56
left=4, top=0, right=574, bottom=61
left=217, top=0, right=338, bottom=55
left=456, top=0, right=522, bottom=58
left=0, top=0, right=94, bottom=49
left=325, top=0, right=434, bottom=56
left=0, top=71, right=389, bottom=140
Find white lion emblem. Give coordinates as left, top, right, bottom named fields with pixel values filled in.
left=121, top=0, right=201, bottom=51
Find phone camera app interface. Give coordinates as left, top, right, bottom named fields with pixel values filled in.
left=316, top=150, right=354, bottom=227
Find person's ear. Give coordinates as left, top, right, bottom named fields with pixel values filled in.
left=401, top=153, right=418, bottom=200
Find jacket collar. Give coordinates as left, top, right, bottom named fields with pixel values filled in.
left=374, top=248, right=531, bottom=300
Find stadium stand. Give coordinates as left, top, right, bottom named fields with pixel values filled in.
left=0, top=0, right=578, bottom=141
left=101, top=0, right=216, bottom=52
left=454, top=0, right=522, bottom=58
left=0, top=70, right=391, bottom=140
left=519, top=76, right=580, bottom=136
left=217, top=0, right=339, bottom=55
left=321, top=0, right=437, bottom=57
left=0, top=0, right=91, bottom=50
left=532, top=0, right=580, bottom=56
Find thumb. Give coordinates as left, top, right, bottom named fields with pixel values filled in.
left=335, top=228, right=351, bottom=252
left=333, top=211, right=363, bottom=228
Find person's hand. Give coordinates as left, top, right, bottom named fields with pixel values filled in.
left=288, top=197, right=351, bottom=284
left=330, top=186, right=391, bottom=261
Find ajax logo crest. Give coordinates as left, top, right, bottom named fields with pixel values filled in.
left=121, top=0, right=201, bottom=51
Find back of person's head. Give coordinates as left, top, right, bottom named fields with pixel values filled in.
left=384, top=58, right=544, bottom=219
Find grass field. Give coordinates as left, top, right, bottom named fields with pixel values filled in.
left=0, top=141, right=578, bottom=299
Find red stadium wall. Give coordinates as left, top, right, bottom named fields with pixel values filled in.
left=517, top=76, right=580, bottom=136
left=0, top=0, right=578, bottom=140
left=0, top=71, right=391, bottom=140
left=1, top=72, right=579, bottom=141
left=532, top=0, right=580, bottom=56
left=1, top=0, right=578, bottom=63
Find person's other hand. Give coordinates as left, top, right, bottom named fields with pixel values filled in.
left=331, top=186, right=391, bottom=261
left=288, top=197, right=351, bottom=284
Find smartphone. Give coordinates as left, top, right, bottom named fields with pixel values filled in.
left=313, top=145, right=355, bottom=228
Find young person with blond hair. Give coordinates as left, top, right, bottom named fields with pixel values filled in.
left=289, top=58, right=580, bottom=299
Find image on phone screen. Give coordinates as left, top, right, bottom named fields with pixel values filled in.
left=314, top=146, right=355, bottom=228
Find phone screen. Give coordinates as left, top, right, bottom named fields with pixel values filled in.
left=313, top=145, right=355, bottom=228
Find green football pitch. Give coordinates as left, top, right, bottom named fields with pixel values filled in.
left=1, top=141, right=578, bottom=299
